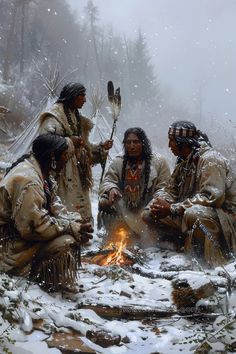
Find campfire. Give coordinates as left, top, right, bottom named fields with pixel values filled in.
left=91, top=226, right=135, bottom=266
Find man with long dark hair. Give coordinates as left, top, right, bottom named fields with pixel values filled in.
left=0, top=134, right=93, bottom=296
left=98, top=127, right=170, bottom=247
left=142, top=120, right=236, bottom=267
left=39, top=82, right=113, bottom=221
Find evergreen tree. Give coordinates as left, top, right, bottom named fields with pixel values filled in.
left=130, top=30, right=159, bottom=104
left=0, top=0, right=163, bottom=139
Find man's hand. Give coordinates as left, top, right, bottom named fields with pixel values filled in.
left=108, top=188, right=122, bottom=205
left=70, top=135, right=84, bottom=148
left=79, top=222, right=93, bottom=244
left=101, top=139, right=113, bottom=151
left=149, top=197, right=171, bottom=220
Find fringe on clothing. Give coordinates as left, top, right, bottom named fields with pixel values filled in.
left=35, top=245, right=81, bottom=291
left=184, top=219, right=227, bottom=267
left=77, top=147, right=93, bottom=190
left=124, top=185, right=141, bottom=209
left=0, top=222, right=20, bottom=253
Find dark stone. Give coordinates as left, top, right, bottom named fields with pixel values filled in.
left=120, top=290, right=131, bottom=298
left=86, top=329, right=121, bottom=348
left=121, top=336, right=130, bottom=344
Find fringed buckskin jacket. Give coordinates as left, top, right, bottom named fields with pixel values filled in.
left=99, top=153, right=170, bottom=237
left=159, top=145, right=236, bottom=257
left=39, top=103, right=107, bottom=220
left=0, top=156, right=81, bottom=274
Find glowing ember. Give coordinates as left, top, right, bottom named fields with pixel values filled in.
left=92, top=227, right=134, bottom=266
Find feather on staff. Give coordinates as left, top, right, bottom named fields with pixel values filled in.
left=100, top=81, right=121, bottom=185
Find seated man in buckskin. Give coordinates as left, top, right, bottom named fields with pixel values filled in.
left=98, top=127, right=170, bottom=247
left=0, top=134, right=93, bottom=296
left=142, top=120, right=236, bottom=267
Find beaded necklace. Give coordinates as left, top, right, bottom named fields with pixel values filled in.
left=123, top=160, right=144, bottom=209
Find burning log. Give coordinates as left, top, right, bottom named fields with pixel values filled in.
left=91, top=247, right=134, bottom=266
left=84, top=246, right=147, bottom=267
left=86, top=226, right=147, bottom=267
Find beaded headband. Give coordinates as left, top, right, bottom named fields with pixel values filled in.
left=168, top=127, right=196, bottom=137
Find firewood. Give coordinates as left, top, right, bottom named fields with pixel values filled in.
left=82, top=304, right=175, bottom=320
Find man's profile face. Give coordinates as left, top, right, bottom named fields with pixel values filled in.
left=125, top=133, right=143, bottom=158
left=168, top=136, right=181, bottom=156
left=73, top=94, right=86, bottom=109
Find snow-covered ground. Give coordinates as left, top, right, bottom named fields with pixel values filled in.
left=1, top=227, right=236, bottom=354
left=0, top=158, right=236, bottom=354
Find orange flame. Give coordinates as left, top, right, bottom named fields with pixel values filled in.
left=102, top=227, right=128, bottom=266
left=92, top=227, right=134, bottom=266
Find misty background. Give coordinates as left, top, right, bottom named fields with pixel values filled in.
left=0, top=0, right=235, bottom=163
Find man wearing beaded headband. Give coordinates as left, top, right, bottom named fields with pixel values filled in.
left=39, top=82, right=113, bottom=222
left=142, top=120, right=236, bottom=267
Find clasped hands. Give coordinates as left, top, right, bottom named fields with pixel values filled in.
left=149, top=197, right=171, bottom=220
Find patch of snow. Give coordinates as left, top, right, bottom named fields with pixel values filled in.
left=9, top=341, right=61, bottom=354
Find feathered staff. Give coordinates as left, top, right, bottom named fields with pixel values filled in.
left=100, top=81, right=121, bottom=184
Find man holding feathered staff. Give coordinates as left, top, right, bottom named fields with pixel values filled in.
left=39, top=82, right=113, bottom=223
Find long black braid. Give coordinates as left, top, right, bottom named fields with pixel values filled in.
left=63, top=105, right=82, bottom=136
left=5, top=154, right=31, bottom=175
left=121, top=127, right=152, bottom=200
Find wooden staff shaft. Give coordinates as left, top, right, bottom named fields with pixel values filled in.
left=99, top=118, right=117, bottom=185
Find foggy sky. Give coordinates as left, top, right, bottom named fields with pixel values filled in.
left=67, top=0, right=236, bottom=128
